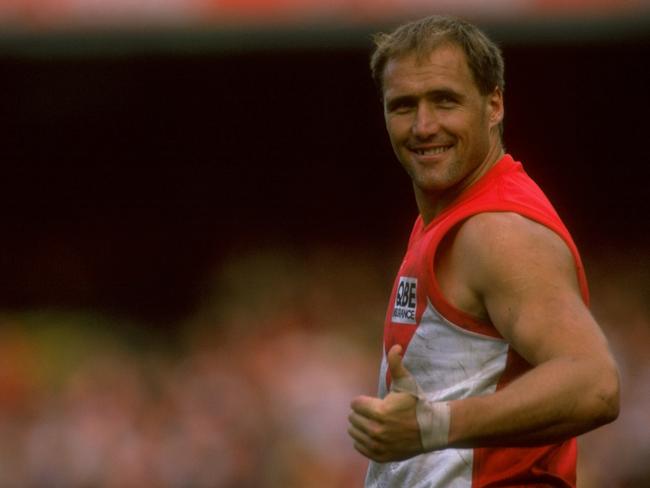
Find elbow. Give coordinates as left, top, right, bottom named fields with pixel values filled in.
left=590, top=361, right=621, bottom=427
left=602, top=373, right=621, bottom=424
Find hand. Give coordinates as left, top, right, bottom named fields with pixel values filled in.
left=347, top=345, right=423, bottom=462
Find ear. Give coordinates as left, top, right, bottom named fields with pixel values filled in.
left=487, top=87, right=504, bottom=129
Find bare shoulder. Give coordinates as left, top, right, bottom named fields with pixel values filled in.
left=436, top=211, right=581, bottom=326
left=441, top=212, right=584, bottom=333
left=457, top=211, right=571, bottom=254
left=452, top=211, right=577, bottom=284
left=450, top=212, right=598, bottom=362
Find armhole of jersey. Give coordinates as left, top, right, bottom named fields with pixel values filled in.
left=424, top=204, right=590, bottom=338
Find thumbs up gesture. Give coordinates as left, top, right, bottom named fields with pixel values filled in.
left=347, top=345, right=424, bottom=462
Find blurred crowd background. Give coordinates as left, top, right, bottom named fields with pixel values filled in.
left=0, top=249, right=386, bottom=487
left=0, top=248, right=648, bottom=487
left=1, top=0, right=649, bottom=487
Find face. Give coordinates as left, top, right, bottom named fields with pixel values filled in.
left=382, top=43, right=503, bottom=213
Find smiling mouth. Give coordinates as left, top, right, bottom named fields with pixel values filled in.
left=413, top=145, right=453, bottom=156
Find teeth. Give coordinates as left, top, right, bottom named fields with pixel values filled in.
left=417, top=146, right=450, bottom=155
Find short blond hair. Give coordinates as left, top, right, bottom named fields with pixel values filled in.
left=370, top=15, right=505, bottom=98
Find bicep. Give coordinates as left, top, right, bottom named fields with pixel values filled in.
left=463, top=214, right=609, bottom=366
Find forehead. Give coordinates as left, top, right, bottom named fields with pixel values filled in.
left=382, top=43, right=476, bottom=98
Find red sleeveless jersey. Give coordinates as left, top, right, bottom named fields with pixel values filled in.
left=366, top=154, right=588, bottom=488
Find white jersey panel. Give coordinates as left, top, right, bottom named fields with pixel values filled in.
left=366, top=299, right=510, bottom=488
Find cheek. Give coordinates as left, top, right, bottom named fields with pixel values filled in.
left=386, top=117, right=411, bottom=140
left=455, top=116, right=487, bottom=147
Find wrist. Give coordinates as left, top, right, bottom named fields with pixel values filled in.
left=416, top=400, right=451, bottom=451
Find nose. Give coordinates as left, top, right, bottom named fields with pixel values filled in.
left=412, top=102, right=439, bottom=139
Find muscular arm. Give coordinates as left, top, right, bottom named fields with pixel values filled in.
left=348, top=212, right=620, bottom=462
left=444, top=212, right=620, bottom=447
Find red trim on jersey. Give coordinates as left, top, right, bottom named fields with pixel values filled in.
left=423, top=155, right=583, bottom=487
left=472, top=440, right=577, bottom=487
left=383, top=154, right=585, bottom=485
left=469, top=335, right=578, bottom=486
left=418, top=155, right=589, bottom=341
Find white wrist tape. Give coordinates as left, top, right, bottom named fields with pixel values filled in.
left=416, top=400, right=450, bottom=451
left=390, top=376, right=450, bottom=451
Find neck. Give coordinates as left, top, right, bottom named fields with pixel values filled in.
left=417, top=144, right=504, bottom=225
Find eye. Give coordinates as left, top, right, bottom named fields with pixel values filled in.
left=429, top=90, right=461, bottom=108
left=393, top=104, right=412, bottom=114
left=437, top=95, right=457, bottom=108
left=387, top=98, right=415, bottom=114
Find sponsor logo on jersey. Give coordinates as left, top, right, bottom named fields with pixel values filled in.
left=392, top=276, right=417, bottom=324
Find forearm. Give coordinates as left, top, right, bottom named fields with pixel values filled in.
left=446, top=355, right=619, bottom=448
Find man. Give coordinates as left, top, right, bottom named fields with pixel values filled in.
left=347, top=15, right=620, bottom=487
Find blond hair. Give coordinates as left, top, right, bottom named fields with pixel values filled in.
left=370, top=15, right=505, bottom=98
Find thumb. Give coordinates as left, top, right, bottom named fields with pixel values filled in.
left=388, top=344, right=409, bottom=380
left=388, top=345, right=420, bottom=396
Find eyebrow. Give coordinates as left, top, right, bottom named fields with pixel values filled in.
left=385, top=88, right=464, bottom=110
